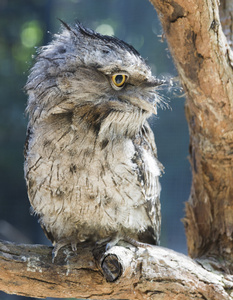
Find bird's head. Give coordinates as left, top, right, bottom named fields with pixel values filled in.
left=26, top=22, right=163, bottom=134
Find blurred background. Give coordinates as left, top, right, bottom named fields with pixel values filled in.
left=0, top=0, right=191, bottom=299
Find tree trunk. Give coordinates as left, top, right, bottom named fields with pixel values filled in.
left=150, top=0, right=233, bottom=264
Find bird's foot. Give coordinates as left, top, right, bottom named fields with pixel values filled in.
left=105, top=236, right=121, bottom=251
left=71, top=241, right=78, bottom=252
left=122, top=236, right=153, bottom=249
left=95, top=237, right=111, bottom=246
left=93, top=235, right=153, bottom=262
left=52, top=239, right=68, bottom=262
left=105, top=235, right=153, bottom=252
left=52, top=238, right=78, bottom=263
left=95, top=236, right=120, bottom=251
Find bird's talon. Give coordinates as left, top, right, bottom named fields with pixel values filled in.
left=52, top=248, right=58, bottom=263
left=105, top=243, right=111, bottom=251
left=71, top=242, right=77, bottom=252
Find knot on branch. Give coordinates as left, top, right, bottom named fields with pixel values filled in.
left=101, top=253, right=122, bottom=282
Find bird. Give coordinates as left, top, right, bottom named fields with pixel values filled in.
left=24, top=21, right=164, bottom=259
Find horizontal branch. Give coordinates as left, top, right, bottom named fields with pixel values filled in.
left=0, top=239, right=233, bottom=299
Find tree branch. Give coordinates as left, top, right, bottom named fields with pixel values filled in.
left=0, top=239, right=233, bottom=299
left=150, top=0, right=233, bottom=262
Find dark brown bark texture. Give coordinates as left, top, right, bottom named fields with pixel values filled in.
left=150, top=0, right=233, bottom=264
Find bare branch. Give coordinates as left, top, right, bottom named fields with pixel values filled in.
left=0, top=240, right=232, bottom=299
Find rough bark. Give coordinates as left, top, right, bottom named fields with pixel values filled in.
left=150, top=0, right=233, bottom=263
left=0, top=239, right=233, bottom=299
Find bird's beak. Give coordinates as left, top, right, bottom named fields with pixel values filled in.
left=140, top=78, right=164, bottom=114
left=120, top=77, right=164, bottom=115
left=122, top=91, right=159, bottom=115
left=143, top=78, right=165, bottom=88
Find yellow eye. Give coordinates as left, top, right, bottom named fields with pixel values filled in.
left=111, top=74, right=127, bottom=89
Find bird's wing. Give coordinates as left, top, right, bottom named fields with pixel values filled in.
left=132, top=121, right=163, bottom=244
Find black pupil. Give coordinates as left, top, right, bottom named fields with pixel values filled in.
left=115, top=75, right=123, bottom=84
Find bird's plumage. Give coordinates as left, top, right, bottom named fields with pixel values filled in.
left=24, top=22, right=163, bottom=256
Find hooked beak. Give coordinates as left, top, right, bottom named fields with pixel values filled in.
left=142, top=77, right=165, bottom=88
left=141, top=77, right=165, bottom=114
left=118, top=76, right=164, bottom=115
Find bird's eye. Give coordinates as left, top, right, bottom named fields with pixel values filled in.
left=111, top=74, right=127, bottom=89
